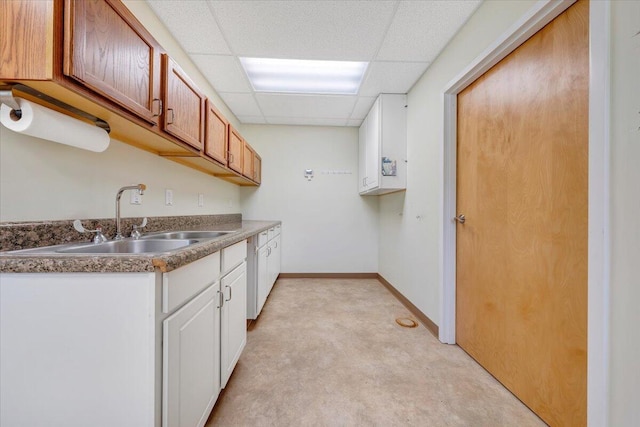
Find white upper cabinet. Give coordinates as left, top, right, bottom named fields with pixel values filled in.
left=358, top=94, right=407, bottom=195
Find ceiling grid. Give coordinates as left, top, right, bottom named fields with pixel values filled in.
left=147, top=0, right=482, bottom=127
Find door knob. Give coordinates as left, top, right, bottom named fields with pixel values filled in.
left=454, top=214, right=466, bottom=224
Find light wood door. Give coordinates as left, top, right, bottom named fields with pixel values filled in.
left=204, top=100, right=228, bottom=166
left=64, top=0, right=162, bottom=125
left=163, top=283, right=220, bottom=427
left=221, top=263, right=247, bottom=388
left=227, top=125, right=244, bottom=174
left=162, top=54, right=205, bottom=150
left=456, top=1, right=588, bottom=426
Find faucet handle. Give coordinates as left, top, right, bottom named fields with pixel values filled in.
left=131, top=217, right=148, bottom=240
left=73, top=220, right=108, bottom=244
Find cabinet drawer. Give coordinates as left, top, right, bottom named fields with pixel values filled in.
left=257, top=230, right=269, bottom=247
left=267, top=227, right=276, bottom=241
left=274, top=224, right=281, bottom=236
left=221, top=240, right=247, bottom=275
left=163, top=251, right=220, bottom=313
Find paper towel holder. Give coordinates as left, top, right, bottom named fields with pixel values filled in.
left=0, top=84, right=110, bottom=133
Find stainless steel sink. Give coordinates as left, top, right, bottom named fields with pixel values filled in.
left=141, top=231, right=234, bottom=240
left=55, top=239, right=198, bottom=254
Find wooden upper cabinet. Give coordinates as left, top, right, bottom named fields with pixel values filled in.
left=63, top=0, right=162, bottom=125
left=1, top=1, right=54, bottom=80
left=227, top=125, right=243, bottom=174
left=162, top=54, right=205, bottom=150
left=204, top=100, right=228, bottom=166
left=253, top=153, right=262, bottom=184
left=242, top=142, right=254, bottom=180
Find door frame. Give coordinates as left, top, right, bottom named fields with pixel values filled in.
left=440, top=0, right=610, bottom=425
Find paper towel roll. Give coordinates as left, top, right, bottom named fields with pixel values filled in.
left=0, top=98, right=110, bottom=152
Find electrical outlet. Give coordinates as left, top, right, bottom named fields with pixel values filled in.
left=165, top=189, right=174, bottom=206
left=198, top=193, right=204, bottom=207
left=130, top=187, right=142, bottom=205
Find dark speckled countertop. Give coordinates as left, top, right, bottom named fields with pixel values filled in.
left=0, top=214, right=280, bottom=273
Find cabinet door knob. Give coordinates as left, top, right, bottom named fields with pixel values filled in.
left=225, top=284, right=232, bottom=302
left=218, top=289, right=224, bottom=308
left=166, top=108, right=175, bottom=124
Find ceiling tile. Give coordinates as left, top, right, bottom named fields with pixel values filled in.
left=219, top=93, right=263, bottom=117
left=256, top=94, right=357, bottom=119
left=351, top=97, right=377, bottom=120
left=146, top=1, right=231, bottom=55
left=359, top=61, right=429, bottom=97
left=265, top=117, right=348, bottom=127
left=209, top=0, right=397, bottom=60
left=237, top=115, right=267, bottom=124
left=191, top=55, right=252, bottom=93
left=376, top=1, right=482, bottom=62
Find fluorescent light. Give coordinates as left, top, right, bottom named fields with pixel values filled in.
left=240, top=57, right=368, bottom=95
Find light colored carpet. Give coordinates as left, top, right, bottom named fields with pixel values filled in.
left=207, top=278, right=545, bottom=426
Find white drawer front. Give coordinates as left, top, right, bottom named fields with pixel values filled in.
left=274, top=224, right=281, bottom=236
left=257, top=230, right=269, bottom=247
left=267, top=227, right=276, bottom=241
left=163, top=251, right=220, bottom=313
left=222, top=240, right=247, bottom=275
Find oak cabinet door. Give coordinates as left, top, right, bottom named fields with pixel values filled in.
left=253, top=153, right=262, bottom=184
left=162, top=54, right=205, bottom=150
left=64, top=0, right=162, bottom=125
left=227, top=125, right=244, bottom=174
left=242, top=142, right=254, bottom=180
left=204, top=100, right=228, bottom=165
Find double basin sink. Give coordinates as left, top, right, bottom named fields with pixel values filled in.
left=12, top=231, right=235, bottom=255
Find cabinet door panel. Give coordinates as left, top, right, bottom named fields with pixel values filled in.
left=267, top=235, right=281, bottom=292
left=253, top=153, right=262, bottom=184
left=163, top=283, right=220, bottom=427
left=204, top=100, right=227, bottom=165
left=358, top=115, right=368, bottom=192
left=227, top=126, right=243, bottom=173
left=242, top=143, right=254, bottom=179
left=257, top=245, right=268, bottom=314
left=64, top=0, right=161, bottom=125
left=163, top=54, right=205, bottom=150
left=221, top=263, right=247, bottom=388
left=365, top=99, right=380, bottom=189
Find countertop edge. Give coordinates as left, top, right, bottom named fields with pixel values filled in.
left=0, top=220, right=281, bottom=274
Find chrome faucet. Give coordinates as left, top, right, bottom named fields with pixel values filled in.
left=114, top=184, right=146, bottom=240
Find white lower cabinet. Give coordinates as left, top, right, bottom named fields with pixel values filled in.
left=247, top=225, right=281, bottom=319
left=256, top=243, right=269, bottom=314
left=267, top=234, right=281, bottom=292
left=0, top=241, right=249, bottom=427
left=163, top=283, right=220, bottom=427
left=221, top=262, right=247, bottom=388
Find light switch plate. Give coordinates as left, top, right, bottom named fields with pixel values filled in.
left=165, top=189, right=174, bottom=206
left=198, top=193, right=204, bottom=207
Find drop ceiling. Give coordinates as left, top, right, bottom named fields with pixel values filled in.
left=146, top=0, right=482, bottom=127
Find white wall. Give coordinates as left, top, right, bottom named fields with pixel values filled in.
left=240, top=125, right=378, bottom=274
left=0, top=1, right=242, bottom=222
left=0, top=129, right=239, bottom=221
left=609, top=1, right=640, bottom=425
left=378, top=0, right=537, bottom=322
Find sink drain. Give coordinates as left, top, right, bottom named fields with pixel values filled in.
left=395, top=317, right=418, bottom=328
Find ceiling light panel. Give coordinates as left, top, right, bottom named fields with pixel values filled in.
left=240, top=58, right=368, bottom=95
